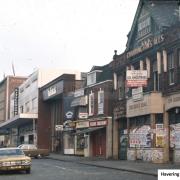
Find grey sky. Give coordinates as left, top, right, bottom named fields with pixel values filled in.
left=0, top=0, right=139, bottom=80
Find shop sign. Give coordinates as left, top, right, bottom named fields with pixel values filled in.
left=165, top=93, right=180, bottom=111
left=127, top=93, right=163, bottom=117
left=47, top=86, right=57, bottom=97
left=127, top=34, right=164, bottom=58
left=126, top=70, right=147, bottom=87
left=14, top=87, right=19, bottom=116
left=55, top=125, right=63, bottom=131
left=113, top=103, right=126, bottom=119
left=78, top=113, right=88, bottom=119
left=43, top=81, right=64, bottom=100
left=89, top=120, right=107, bottom=127
left=132, top=87, right=143, bottom=101
left=65, top=111, right=74, bottom=119
left=76, top=121, right=89, bottom=129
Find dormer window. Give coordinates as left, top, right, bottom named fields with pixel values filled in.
left=87, top=70, right=102, bottom=86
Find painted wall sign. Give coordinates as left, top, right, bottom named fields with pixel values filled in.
left=127, top=34, right=164, bottom=58
left=127, top=93, right=163, bottom=117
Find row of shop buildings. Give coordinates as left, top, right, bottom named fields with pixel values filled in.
left=0, top=0, right=180, bottom=163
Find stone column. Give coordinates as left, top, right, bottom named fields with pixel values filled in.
left=140, top=60, right=144, bottom=70
left=157, top=51, right=161, bottom=74
left=113, top=119, right=119, bottom=159
left=163, top=50, right=167, bottom=72
left=106, top=117, right=113, bottom=159
left=146, top=57, right=150, bottom=78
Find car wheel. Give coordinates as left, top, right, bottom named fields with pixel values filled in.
left=26, top=169, right=31, bottom=174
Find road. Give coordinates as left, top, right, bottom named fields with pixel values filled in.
left=0, top=158, right=156, bottom=180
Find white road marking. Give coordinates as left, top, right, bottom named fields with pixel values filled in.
left=55, top=166, right=66, bottom=170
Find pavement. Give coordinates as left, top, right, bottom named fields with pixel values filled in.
left=47, top=153, right=180, bottom=177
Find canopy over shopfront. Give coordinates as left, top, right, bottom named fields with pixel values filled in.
left=74, top=126, right=105, bottom=135
left=0, top=113, right=38, bottom=132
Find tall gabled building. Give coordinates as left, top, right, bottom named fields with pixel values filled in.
left=113, top=0, right=180, bottom=163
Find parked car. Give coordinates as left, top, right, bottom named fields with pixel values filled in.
left=0, top=147, right=31, bottom=174
left=18, top=144, right=49, bottom=158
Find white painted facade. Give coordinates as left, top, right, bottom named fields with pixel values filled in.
left=10, top=68, right=82, bottom=118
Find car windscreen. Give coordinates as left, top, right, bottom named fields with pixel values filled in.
left=0, top=149, right=24, bottom=156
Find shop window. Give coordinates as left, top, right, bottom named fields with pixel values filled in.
left=129, top=115, right=150, bottom=128
left=32, top=97, right=38, bottom=113
left=89, top=92, right=94, bottom=116
left=167, top=52, right=175, bottom=85
left=77, top=135, right=85, bottom=150
left=169, top=108, right=180, bottom=124
left=25, top=101, right=30, bottom=112
left=20, top=106, right=23, bottom=113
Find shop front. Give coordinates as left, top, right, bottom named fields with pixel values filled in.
left=88, top=118, right=112, bottom=159
left=165, top=92, right=180, bottom=163
left=75, top=120, right=89, bottom=156
left=74, top=117, right=112, bottom=159
left=127, top=92, right=164, bottom=163
left=0, top=113, right=37, bottom=147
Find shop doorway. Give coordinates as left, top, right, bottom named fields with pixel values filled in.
left=28, top=135, right=34, bottom=144
left=92, top=128, right=106, bottom=157
left=119, top=129, right=128, bottom=160
left=20, top=136, right=24, bottom=144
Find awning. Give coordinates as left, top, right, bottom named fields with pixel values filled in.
left=0, top=113, right=38, bottom=130
left=71, top=96, right=87, bottom=107
left=75, top=126, right=105, bottom=135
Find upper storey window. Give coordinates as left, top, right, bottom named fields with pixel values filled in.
left=87, top=70, right=102, bottom=86
left=137, top=17, right=151, bottom=39
left=168, top=52, right=175, bottom=85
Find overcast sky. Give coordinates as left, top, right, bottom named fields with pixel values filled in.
left=0, top=0, right=139, bottom=80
